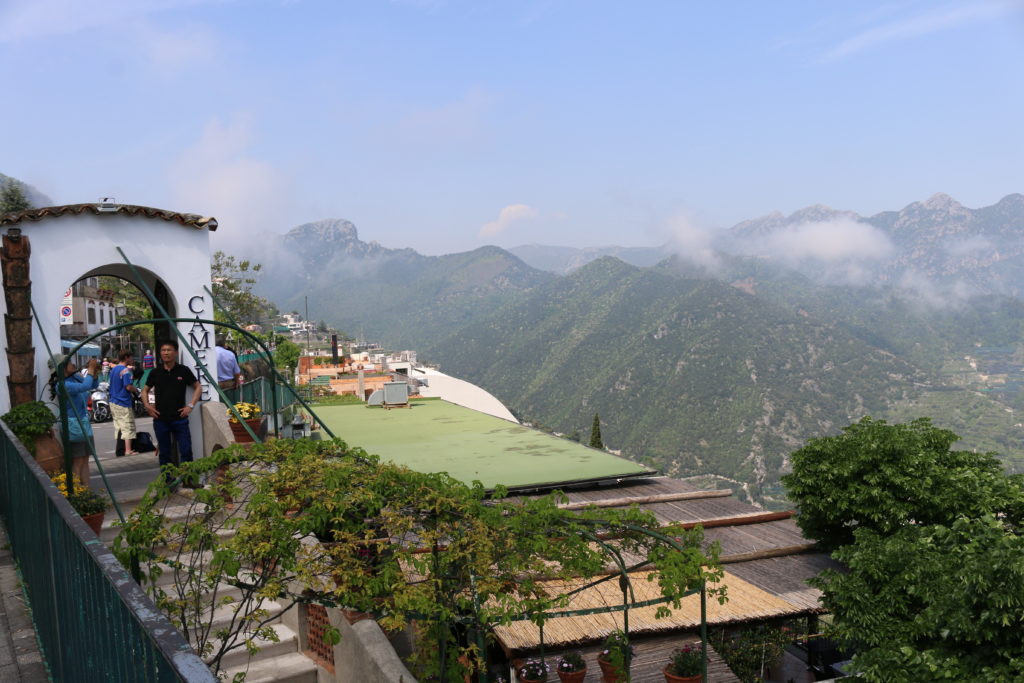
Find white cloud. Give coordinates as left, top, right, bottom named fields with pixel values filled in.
left=822, top=1, right=1020, bottom=62
left=663, top=213, right=721, bottom=271
left=754, top=219, right=895, bottom=263
left=167, top=114, right=292, bottom=247
left=896, top=270, right=977, bottom=308
left=479, top=204, right=538, bottom=238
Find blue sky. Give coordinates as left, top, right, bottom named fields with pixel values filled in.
left=2, top=0, right=1023, bottom=255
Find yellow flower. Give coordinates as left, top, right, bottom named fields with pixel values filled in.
left=227, top=402, right=262, bottom=424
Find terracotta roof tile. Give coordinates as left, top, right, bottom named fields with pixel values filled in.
left=0, top=203, right=218, bottom=231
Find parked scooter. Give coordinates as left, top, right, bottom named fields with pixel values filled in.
left=132, top=393, right=147, bottom=418
left=89, top=381, right=111, bottom=423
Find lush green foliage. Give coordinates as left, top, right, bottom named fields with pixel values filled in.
left=783, top=417, right=1024, bottom=551
left=710, top=623, right=797, bottom=683
left=599, top=629, right=634, bottom=675
left=430, top=258, right=924, bottom=502
left=0, top=179, right=31, bottom=213
left=556, top=651, right=585, bottom=673
left=211, top=251, right=274, bottom=325
left=665, top=642, right=703, bottom=676
left=115, top=439, right=724, bottom=680
left=274, top=340, right=302, bottom=372
left=589, top=413, right=603, bottom=450
left=785, top=418, right=1024, bottom=681
left=815, top=516, right=1024, bottom=681
left=2, top=400, right=57, bottom=455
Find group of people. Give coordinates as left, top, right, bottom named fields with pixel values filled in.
left=50, top=335, right=245, bottom=490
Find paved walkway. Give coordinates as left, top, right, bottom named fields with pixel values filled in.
left=0, top=523, right=49, bottom=682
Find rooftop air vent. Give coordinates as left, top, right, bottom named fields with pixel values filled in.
left=97, top=197, right=118, bottom=213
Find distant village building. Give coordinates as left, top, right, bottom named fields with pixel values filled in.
left=59, top=276, right=122, bottom=360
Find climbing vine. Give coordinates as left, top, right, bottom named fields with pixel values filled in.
left=115, top=439, right=725, bottom=680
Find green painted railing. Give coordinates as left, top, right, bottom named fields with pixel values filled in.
left=0, top=421, right=216, bottom=682
left=227, top=376, right=297, bottom=419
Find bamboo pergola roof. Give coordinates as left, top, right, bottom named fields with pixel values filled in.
left=493, top=569, right=810, bottom=652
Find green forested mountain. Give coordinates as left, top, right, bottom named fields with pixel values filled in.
left=422, top=257, right=928, bottom=501
left=246, top=195, right=1024, bottom=504
left=250, top=219, right=553, bottom=349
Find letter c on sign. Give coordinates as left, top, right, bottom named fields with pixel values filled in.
left=188, top=296, right=205, bottom=314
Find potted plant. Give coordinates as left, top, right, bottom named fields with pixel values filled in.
left=51, top=472, right=109, bottom=534
left=555, top=651, right=586, bottom=683
left=2, top=400, right=61, bottom=470
left=664, top=643, right=704, bottom=682
left=227, top=402, right=263, bottom=442
left=597, top=629, right=633, bottom=682
left=518, top=658, right=550, bottom=683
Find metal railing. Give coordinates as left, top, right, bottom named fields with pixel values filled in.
left=0, top=420, right=216, bottom=682
left=234, top=376, right=297, bottom=417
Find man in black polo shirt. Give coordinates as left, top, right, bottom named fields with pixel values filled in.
left=142, top=339, right=202, bottom=483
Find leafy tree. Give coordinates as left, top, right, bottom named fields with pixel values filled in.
left=589, top=413, right=604, bottom=449
left=784, top=418, right=1024, bottom=681
left=210, top=251, right=272, bottom=325
left=814, top=516, right=1024, bottom=681
left=98, top=276, right=155, bottom=343
left=782, top=417, right=1024, bottom=551
left=274, top=339, right=301, bottom=373
left=0, top=180, right=32, bottom=214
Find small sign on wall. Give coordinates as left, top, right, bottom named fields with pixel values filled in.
left=60, top=287, right=73, bottom=324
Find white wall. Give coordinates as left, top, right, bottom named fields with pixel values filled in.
left=0, top=210, right=217, bottom=451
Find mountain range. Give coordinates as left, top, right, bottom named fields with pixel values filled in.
left=239, top=193, right=1024, bottom=504
left=512, top=193, right=1024, bottom=301
left=7, top=171, right=1022, bottom=505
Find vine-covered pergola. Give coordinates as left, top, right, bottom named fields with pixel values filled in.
left=115, top=439, right=726, bottom=681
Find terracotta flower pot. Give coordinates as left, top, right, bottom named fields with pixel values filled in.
left=663, top=666, right=702, bottom=683
left=558, top=669, right=587, bottom=683
left=230, top=417, right=263, bottom=443
left=598, top=656, right=628, bottom=682
left=34, top=430, right=64, bottom=473
left=82, top=511, right=104, bottom=536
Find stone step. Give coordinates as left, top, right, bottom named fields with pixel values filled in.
left=215, top=623, right=301, bottom=670
left=99, top=497, right=230, bottom=544
left=209, top=599, right=286, bottom=631
left=222, top=651, right=319, bottom=683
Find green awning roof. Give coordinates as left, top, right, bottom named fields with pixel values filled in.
left=312, top=399, right=653, bottom=491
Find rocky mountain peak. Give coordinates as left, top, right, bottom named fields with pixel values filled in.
left=920, top=193, right=963, bottom=212
left=787, top=204, right=861, bottom=224
left=284, top=218, right=360, bottom=243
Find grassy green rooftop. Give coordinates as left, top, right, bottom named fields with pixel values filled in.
left=311, top=398, right=651, bottom=490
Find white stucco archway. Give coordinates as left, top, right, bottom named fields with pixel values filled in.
left=0, top=203, right=220, bottom=449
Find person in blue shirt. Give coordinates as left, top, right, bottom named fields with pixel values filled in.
left=215, top=335, right=244, bottom=401
left=108, top=348, right=139, bottom=456
left=49, top=353, right=99, bottom=489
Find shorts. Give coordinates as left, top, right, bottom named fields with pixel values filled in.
left=68, top=441, right=90, bottom=458
left=111, top=403, right=137, bottom=439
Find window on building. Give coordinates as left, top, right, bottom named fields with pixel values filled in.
left=99, top=307, right=105, bottom=325
left=87, top=307, right=96, bottom=324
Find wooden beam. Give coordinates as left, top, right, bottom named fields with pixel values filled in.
left=720, top=543, right=818, bottom=564
left=557, top=489, right=733, bottom=510
left=669, top=509, right=796, bottom=531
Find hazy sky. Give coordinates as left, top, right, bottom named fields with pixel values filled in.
left=3, top=0, right=1023, bottom=255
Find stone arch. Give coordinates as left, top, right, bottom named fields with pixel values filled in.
left=70, top=262, right=179, bottom=348
left=0, top=202, right=219, bottom=449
